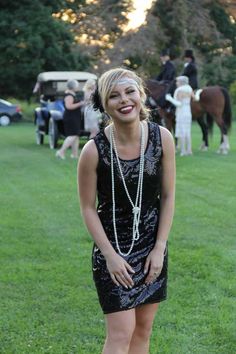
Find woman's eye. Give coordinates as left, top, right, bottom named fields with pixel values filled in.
left=109, top=94, right=118, bottom=99
left=127, top=90, right=135, bottom=94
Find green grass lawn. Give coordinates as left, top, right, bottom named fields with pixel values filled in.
left=0, top=122, right=235, bottom=354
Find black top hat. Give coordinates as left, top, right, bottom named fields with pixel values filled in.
left=184, top=49, right=194, bottom=59
left=160, top=49, right=170, bottom=57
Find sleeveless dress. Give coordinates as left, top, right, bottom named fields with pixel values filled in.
left=93, top=121, right=168, bottom=314
left=63, top=93, right=82, bottom=137
left=174, top=85, right=193, bottom=138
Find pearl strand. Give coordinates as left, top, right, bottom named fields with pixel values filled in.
left=110, top=122, right=145, bottom=256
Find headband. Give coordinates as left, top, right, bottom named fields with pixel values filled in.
left=111, top=78, right=138, bottom=87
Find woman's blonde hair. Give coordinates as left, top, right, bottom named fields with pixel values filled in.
left=98, top=68, right=149, bottom=121
left=83, top=78, right=96, bottom=92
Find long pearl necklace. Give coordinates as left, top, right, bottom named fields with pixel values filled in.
left=110, top=122, right=145, bottom=256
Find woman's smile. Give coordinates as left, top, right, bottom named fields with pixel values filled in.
left=118, top=105, right=134, bottom=114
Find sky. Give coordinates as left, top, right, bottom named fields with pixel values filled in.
left=123, top=0, right=154, bottom=32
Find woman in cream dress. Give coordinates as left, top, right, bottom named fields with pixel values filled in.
left=166, top=76, right=194, bottom=156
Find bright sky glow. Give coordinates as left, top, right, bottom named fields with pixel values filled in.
left=123, top=0, right=154, bottom=32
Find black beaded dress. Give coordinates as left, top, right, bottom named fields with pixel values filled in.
left=63, top=93, right=82, bottom=137
left=93, top=121, right=167, bottom=314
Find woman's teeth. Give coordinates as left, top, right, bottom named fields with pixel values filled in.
left=119, top=106, right=133, bottom=114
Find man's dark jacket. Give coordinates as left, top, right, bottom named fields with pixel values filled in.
left=182, top=62, right=198, bottom=90
left=156, top=60, right=176, bottom=82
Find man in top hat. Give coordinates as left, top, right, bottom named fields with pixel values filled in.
left=182, top=49, right=198, bottom=90
left=156, top=49, right=176, bottom=82
left=154, top=49, right=176, bottom=110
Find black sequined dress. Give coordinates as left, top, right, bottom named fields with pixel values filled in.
left=93, top=121, right=167, bottom=314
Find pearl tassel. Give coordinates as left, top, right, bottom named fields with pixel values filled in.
left=110, top=123, right=145, bottom=256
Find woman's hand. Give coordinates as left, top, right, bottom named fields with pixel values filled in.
left=144, top=247, right=165, bottom=285
left=106, top=253, right=135, bottom=289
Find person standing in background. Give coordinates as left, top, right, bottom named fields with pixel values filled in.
left=83, top=79, right=101, bottom=138
left=56, top=79, right=84, bottom=160
left=166, top=76, right=194, bottom=156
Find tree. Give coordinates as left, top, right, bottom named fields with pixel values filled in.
left=152, top=0, right=189, bottom=58
left=0, top=1, right=87, bottom=99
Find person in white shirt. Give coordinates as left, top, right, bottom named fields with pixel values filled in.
left=166, top=76, right=194, bottom=156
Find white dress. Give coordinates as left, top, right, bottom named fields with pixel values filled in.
left=174, top=85, right=193, bottom=138
left=84, top=104, right=100, bottom=132
left=83, top=90, right=101, bottom=133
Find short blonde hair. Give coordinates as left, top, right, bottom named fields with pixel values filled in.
left=176, top=75, right=189, bottom=85
left=83, top=78, right=96, bottom=92
left=98, top=68, right=149, bottom=121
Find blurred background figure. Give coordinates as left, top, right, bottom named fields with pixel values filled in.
left=156, top=49, right=176, bottom=111
left=156, top=49, right=176, bottom=83
left=166, top=76, right=194, bottom=156
left=182, top=49, right=198, bottom=90
left=83, top=79, right=100, bottom=138
left=56, top=79, right=84, bottom=160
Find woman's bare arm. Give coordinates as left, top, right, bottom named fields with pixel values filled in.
left=144, top=126, right=175, bottom=283
left=65, top=94, right=84, bottom=110
left=154, top=126, right=176, bottom=250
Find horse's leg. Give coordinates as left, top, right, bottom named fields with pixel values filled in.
left=218, top=87, right=231, bottom=154
left=197, top=116, right=208, bottom=151
left=217, top=123, right=230, bottom=154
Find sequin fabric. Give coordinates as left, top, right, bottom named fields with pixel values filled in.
left=93, top=121, right=167, bottom=314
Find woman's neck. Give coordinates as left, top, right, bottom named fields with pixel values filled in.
left=112, top=120, right=141, bottom=145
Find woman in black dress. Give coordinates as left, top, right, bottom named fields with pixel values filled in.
left=78, top=68, right=175, bottom=353
left=56, top=79, right=84, bottom=160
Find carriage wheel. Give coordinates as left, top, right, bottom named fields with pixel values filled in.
left=0, top=114, right=11, bottom=126
left=48, top=118, right=59, bottom=149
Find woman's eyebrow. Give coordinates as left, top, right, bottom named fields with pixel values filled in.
left=110, top=85, right=136, bottom=94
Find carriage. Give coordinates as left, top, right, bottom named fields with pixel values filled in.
left=33, top=71, right=97, bottom=149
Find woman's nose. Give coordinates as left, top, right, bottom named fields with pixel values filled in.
left=120, top=93, right=128, bottom=102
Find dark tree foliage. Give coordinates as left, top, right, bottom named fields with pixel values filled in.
left=0, top=1, right=87, bottom=99
left=152, top=0, right=188, bottom=59
left=208, top=1, right=236, bottom=54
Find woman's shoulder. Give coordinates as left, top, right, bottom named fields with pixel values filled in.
left=175, top=85, right=192, bottom=94
left=159, top=126, right=174, bottom=144
left=79, top=139, right=99, bottom=165
left=64, top=90, right=76, bottom=98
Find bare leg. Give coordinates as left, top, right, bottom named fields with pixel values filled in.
left=129, top=303, right=159, bottom=354
left=179, top=137, right=186, bottom=156
left=71, top=136, right=79, bottom=158
left=103, top=309, right=136, bottom=354
left=56, top=136, right=76, bottom=158
left=186, top=134, right=192, bottom=155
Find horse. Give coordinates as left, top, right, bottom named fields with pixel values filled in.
left=145, top=79, right=232, bottom=154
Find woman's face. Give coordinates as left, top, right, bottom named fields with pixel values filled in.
left=105, top=78, right=141, bottom=123
left=176, top=80, right=181, bottom=87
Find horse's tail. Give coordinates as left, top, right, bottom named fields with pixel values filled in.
left=206, top=113, right=214, bottom=135
left=220, top=87, right=232, bottom=131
